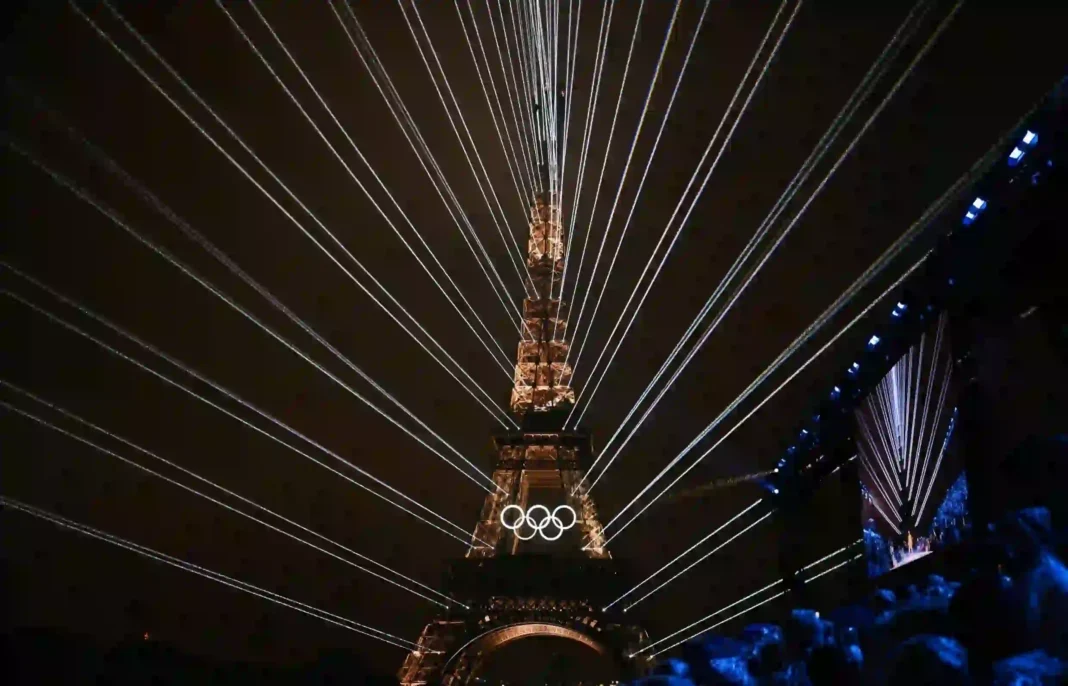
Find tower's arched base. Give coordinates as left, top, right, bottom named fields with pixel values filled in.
left=399, top=603, right=648, bottom=685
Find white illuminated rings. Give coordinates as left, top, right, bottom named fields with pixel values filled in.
left=500, top=504, right=577, bottom=542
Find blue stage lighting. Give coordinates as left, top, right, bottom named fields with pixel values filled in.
left=1009, top=147, right=1025, bottom=167
left=963, top=197, right=987, bottom=226
left=867, top=335, right=881, bottom=349
left=1022, top=130, right=1038, bottom=146
left=830, top=385, right=841, bottom=400
left=772, top=488, right=780, bottom=495
left=800, top=429, right=809, bottom=437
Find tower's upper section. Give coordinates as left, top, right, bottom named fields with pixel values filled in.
left=510, top=193, right=576, bottom=415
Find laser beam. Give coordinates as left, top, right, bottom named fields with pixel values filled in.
left=593, top=0, right=969, bottom=533
left=4, top=145, right=502, bottom=493
left=330, top=0, right=523, bottom=334
left=0, top=389, right=462, bottom=609
left=0, top=496, right=427, bottom=651
left=482, top=0, right=539, bottom=196
left=639, top=541, right=864, bottom=658
left=75, top=0, right=518, bottom=429
left=575, top=0, right=804, bottom=489
left=564, top=0, right=683, bottom=384
left=569, top=0, right=928, bottom=431
left=562, top=0, right=646, bottom=372
left=602, top=250, right=934, bottom=545
left=1, top=276, right=487, bottom=547
left=602, top=499, right=763, bottom=611
left=553, top=0, right=614, bottom=342
left=622, top=511, right=774, bottom=612
left=236, top=0, right=514, bottom=377
left=398, top=0, right=535, bottom=294
left=455, top=0, right=533, bottom=215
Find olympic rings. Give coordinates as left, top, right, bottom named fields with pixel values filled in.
left=500, top=504, right=577, bottom=542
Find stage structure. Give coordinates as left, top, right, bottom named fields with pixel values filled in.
left=770, top=77, right=1066, bottom=588
left=397, top=192, right=650, bottom=684
left=855, top=311, right=959, bottom=539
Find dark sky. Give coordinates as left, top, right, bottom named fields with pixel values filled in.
left=2, top=0, right=1065, bottom=678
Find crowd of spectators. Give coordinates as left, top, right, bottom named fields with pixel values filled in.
left=631, top=507, right=1066, bottom=685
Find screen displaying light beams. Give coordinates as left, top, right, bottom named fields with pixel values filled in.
left=855, top=311, right=971, bottom=578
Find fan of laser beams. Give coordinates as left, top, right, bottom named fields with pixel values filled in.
left=855, top=311, right=957, bottom=538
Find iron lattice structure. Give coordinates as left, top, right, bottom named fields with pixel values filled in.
left=398, top=194, right=649, bottom=685
left=511, top=193, right=576, bottom=414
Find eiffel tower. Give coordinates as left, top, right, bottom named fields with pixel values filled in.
left=397, top=190, right=650, bottom=684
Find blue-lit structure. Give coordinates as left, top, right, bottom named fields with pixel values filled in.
left=768, top=76, right=1066, bottom=600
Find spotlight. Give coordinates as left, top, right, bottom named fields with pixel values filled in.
left=1008, top=147, right=1025, bottom=167
left=830, top=385, right=841, bottom=400
left=847, top=362, right=859, bottom=377
left=867, top=335, right=881, bottom=349
left=962, top=197, right=987, bottom=226
left=1022, top=130, right=1038, bottom=147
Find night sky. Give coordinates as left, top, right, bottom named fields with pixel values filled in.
left=2, top=0, right=1065, bottom=679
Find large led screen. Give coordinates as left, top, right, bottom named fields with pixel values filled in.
left=855, top=312, right=970, bottom=577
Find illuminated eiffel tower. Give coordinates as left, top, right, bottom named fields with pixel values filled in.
left=397, top=190, right=649, bottom=684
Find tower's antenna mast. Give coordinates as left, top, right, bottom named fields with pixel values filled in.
left=532, top=36, right=566, bottom=202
